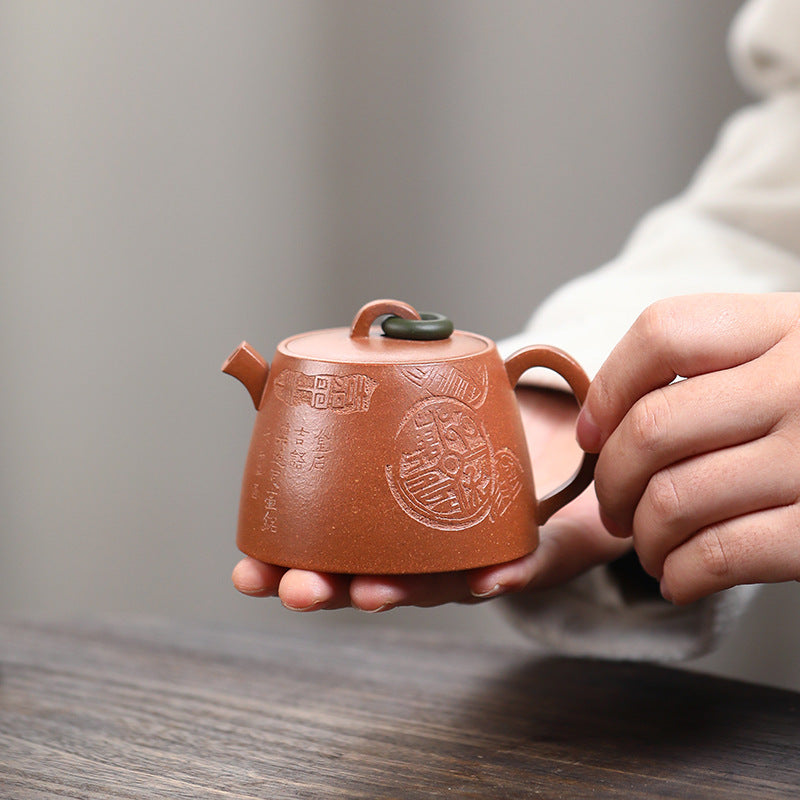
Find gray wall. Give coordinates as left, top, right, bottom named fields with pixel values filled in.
left=4, top=2, right=797, bottom=688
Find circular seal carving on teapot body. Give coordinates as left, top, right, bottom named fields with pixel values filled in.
left=386, top=397, right=496, bottom=531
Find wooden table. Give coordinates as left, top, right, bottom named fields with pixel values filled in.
left=1, top=617, right=799, bottom=799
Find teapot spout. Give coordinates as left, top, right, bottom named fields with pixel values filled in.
left=222, top=342, right=269, bottom=410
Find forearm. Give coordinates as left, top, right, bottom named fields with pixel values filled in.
left=499, top=0, right=800, bottom=660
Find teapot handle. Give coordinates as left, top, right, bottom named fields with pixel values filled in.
left=505, top=346, right=598, bottom=526
left=350, top=299, right=421, bottom=339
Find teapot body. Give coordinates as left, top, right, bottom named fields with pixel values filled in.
left=225, top=299, right=595, bottom=574
left=236, top=330, right=538, bottom=573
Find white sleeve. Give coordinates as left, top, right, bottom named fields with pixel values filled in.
left=500, top=0, right=800, bottom=661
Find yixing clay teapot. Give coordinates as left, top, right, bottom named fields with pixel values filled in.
left=223, top=299, right=596, bottom=574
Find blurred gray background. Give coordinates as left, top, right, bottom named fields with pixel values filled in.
left=4, top=1, right=798, bottom=689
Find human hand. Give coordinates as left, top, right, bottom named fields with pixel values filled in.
left=232, top=387, right=628, bottom=611
left=577, top=293, right=800, bottom=605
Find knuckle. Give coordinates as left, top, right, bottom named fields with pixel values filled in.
left=697, top=525, right=733, bottom=579
left=635, top=300, right=676, bottom=349
left=628, top=390, right=672, bottom=453
left=644, top=468, right=684, bottom=524
left=768, top=425, right=800, bottom=465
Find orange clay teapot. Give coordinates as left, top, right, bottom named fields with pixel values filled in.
left=223, top=299, right=596, bottom=574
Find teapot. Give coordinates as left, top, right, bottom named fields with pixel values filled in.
left=223, top=299, right=595, bottom=573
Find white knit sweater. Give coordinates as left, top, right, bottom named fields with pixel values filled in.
left=499, top=0, right=800, bottom=661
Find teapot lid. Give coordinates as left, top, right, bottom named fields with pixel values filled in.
left=279, top=299, right=493, bottom=364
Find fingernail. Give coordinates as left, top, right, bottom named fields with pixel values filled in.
left=239, top=587, right=276, bottom=597
left=470, top=583, right=506, bottom=599
left=364, top=602, right=395, bottom=614
left=576, top=406, right=602, bottom=452
left=282, top=599, right=323, bottom=612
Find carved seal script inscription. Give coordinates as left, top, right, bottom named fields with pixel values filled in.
left=274, top=370, right=378, bottom=415
left=386, top=397, right=495, bottom=530
left=387, top=396, right=526, bottom=531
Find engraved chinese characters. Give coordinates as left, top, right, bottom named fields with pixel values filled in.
left=249, top=424, right=334, bottom=535
left=386, top=396, right=524, bottom=531
left=399, top=363, right=488, bottom=409
left=274, top=370, right=377, bottom=414
left=388, top=398, right=493, bottom=529
left=224, top=298, right=595, bottom=573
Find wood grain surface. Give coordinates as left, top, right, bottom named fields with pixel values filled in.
left=1, top=616, right=799, bottom=799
